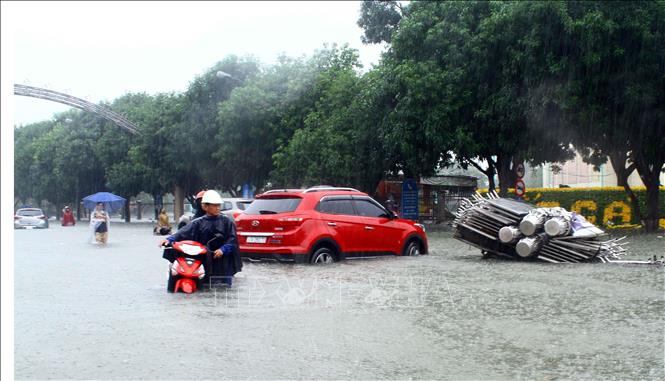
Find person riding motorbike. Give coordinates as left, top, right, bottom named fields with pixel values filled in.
left=160, top=190, right=241, bottom=287
left=62, top=205, right=75, bottom=226
left=177, top=190, right=206, bottom=229
left=192, top=190, right=207, bottom=219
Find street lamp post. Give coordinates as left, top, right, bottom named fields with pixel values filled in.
left=216, top=70, right=242, bottom=83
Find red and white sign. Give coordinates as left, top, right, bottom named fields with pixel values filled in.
left=515, top=179, right=526, bottom=198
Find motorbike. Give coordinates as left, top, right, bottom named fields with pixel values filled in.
left=161, top=235, right=222, bottom=294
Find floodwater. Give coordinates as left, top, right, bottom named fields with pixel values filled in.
left=14, top=223, right=665, bottom=380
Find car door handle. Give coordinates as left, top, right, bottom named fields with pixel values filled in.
left=365, top=226, right=374, bottom=230
left=327, top=222, right=337, bottom=227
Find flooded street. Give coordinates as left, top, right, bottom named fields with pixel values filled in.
left=14, top=224, right=664, bottom=380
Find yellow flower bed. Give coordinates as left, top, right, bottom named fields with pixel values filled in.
left=481, top=186, right=665, bottom=229
left=571, top=200, right=598, bottom=224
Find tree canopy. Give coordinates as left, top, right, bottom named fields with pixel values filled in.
left=14, top=1, right=664, bottom=231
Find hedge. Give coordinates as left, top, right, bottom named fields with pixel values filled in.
left=482, top=186, right=665, bottom=230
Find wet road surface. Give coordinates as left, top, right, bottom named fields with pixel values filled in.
left=14, top=224, right=665, bottom=380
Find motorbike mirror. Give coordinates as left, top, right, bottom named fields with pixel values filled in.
left=207, top=234, right=223, bottom=246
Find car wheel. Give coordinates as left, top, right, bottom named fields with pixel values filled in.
left=310, top=247, right=335, bottom=264
left=167, top=271, right=176, bottom=293
left=403, top=240, right=421, bottom=256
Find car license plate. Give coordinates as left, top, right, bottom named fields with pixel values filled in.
left=247, top=236, right=267, bottom=244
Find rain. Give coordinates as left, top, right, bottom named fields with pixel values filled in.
left=3, top=1, right=664, bottom=380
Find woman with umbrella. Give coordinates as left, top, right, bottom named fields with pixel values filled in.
left=83, top=192, right=125, bottom=245
left=90, top=202, right=110, bottom=245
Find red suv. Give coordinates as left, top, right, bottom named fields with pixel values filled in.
left=235, top=186, right=428, bottom=264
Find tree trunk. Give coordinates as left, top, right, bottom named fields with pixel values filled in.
left=487, top=171, right=496, bottom=193
left=496, top=154, right=515, bottom=197
left=633, top=153, right=664, bottom=233
left=608, top=151, right=645, bottom=230
left=76, top=189, right=81, bottom=221
left=639, top=170, right=661, bottom=233
left=608, top=150, right=635, bottom=188
left=644, top=183, right=660, bottom=232
left=174, top=185, right=185, bottom=221
left=469, top=158, right=496, bottom=193
left=366, top=174, right=385, bottom=199
left=124, top=198, right=131, bottom=223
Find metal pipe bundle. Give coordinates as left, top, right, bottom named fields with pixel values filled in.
left=453, top=192, right=629, bottom=263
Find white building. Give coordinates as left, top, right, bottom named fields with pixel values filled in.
left=540, top=151, right=664, bottom=188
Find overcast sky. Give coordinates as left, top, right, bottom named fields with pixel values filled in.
left=2, top=1, right=386, bottom=126
left=0, top=2, right=386, bottom=354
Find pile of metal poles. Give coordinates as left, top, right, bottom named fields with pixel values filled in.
left=453, top=192, right=628, bottom=263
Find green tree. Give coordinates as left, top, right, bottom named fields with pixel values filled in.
left=184, top=56, right=260, bottom=193
left=270, top=50, right=370, bottom=189
left=14, top=121, right=54, bottom=206
left=103, top=92, right=181, bottom=219
left=357, top=0, right=405, bottom=44
left=29, top=111, right=109, bottom=216
left=368, top=1, right=574, bottom=194
left=561, top=1, right=665, bottom=232
left=215, top=45, right=370, bottom=193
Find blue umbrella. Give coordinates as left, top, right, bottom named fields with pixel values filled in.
left=82, top=192, right=126, bottom=214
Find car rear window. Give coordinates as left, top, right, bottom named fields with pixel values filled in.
left=18, top=209, right=44, bottom=217
left=244, top=198, right=301, bottom=215
left=237, top=201, right=252, bottom=210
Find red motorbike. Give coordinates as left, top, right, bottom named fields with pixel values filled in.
left=162, top=235, right=221, bottom=293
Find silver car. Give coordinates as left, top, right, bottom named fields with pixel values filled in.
left=220, top=198, right=253, bottom=220
left=14, top=208, right=49, bottom=229
left=178, top=198, right=253, bottom=228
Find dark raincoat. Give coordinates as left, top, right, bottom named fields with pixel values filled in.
left=166, top=214, right=242, bottom=286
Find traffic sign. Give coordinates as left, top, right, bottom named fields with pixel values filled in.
left=401, top=179, right=419, bottom=220
left=515, top=179, right=526, bottom=198
left=515, top=163, right=525, bottom=179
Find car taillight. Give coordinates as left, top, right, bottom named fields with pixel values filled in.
left=232, top=212, right=241, bottom=219
left=277, top=217, right=304, bottom=227
left=39, top=215, right=47, bottom=220
left=14, top=216, right=19, bottom=220
left=278, top=217, right=303, bottom=223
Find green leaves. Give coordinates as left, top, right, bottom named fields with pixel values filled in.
left=15, top=1, right=664, bottom=223
left=358, top=0, right=404, bottom=44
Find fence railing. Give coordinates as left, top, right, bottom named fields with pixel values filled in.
left=36, top=202, right=185, bottom=221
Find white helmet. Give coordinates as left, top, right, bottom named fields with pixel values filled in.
left=202, top=190, right=223, bottom=204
